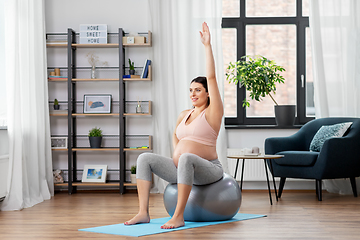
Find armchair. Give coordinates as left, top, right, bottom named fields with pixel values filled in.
left=265, top=118, right=360, bottom=201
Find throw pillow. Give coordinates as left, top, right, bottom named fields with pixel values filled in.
left=309, top=122, right=353, bottom=152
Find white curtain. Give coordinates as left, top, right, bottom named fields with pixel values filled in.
left=148, top=0, right=228, bottom=193
left=309, top=0, right=360, bottom=194
left=1, top=0, right=54, bottom=211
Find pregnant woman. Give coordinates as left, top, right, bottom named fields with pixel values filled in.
left=124, top=22, right=224, bottom=229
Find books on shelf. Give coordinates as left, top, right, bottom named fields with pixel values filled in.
left=123, top=75, right=141, bottom=79
left=48, top=75, right=67, bottom=80
left=141, top=59, right=151, bottom=79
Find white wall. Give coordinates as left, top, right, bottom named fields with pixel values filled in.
left=45, top=0, right=314, bottom=190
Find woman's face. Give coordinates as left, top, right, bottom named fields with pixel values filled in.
left=189, top=82, right=209, bottom=107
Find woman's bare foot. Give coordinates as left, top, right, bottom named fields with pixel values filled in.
left=161, top=216, right=185, bottom=229
left=124, top=212, right=150, bottom=225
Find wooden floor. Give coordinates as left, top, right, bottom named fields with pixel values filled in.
left=1, top=190, right=360, bottom=240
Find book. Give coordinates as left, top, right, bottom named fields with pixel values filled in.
left=48, top=75, right=67, bottom=78
left=141, top=59, right=151, bottom=79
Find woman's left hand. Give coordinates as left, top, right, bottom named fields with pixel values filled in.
left=199, top=22, right=211, bottom=46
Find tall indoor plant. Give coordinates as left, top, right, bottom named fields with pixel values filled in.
left=226, top=55, right=295, bottom=126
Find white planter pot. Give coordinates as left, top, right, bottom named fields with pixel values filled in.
left=130, top=174, right=137, bottom=183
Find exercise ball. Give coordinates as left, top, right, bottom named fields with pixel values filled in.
left=163, top=173, right=241, bottom=222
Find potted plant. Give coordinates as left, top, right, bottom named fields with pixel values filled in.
left=54, top=98, right=60, bottom=110
left=128, top=58, right=135, bottom=75
left=88, top=127, right=103, bottom=148
left=130, top=165, right=136, bottom=183
left=226, top=55, right=295, bottom=126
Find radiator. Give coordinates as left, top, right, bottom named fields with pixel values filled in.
left=227, top=149, right=267, bottom=181
left=0, top=155, right=9, bottom=200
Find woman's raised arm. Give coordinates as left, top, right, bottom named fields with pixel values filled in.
left=199, top=22, right=223, bottom=131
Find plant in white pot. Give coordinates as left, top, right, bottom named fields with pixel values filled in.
left=226, top=55, right=295, bottom=126
left=130, top=165, right=136, bottom=183
left=88, top=127, right=103, bottom=148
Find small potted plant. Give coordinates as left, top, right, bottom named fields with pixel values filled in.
left=54, top=98, right=60, bottom=110
left=226, top=55, right=295, bottom=126
left=130, top=165, right=136, bottom=183
left=128, top=58, right=135, bottom=75
left=88, top=127, right=103, bottom=148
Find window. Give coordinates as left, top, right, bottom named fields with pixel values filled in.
left=222, top=0, right=314, bottom=127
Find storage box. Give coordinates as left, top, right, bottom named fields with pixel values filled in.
left=123, top=36, right=146, bottom=44
left=135, top=36, right=146, bottom=44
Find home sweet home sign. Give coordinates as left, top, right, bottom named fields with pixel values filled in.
left=80, top=24, right=107, bottom=44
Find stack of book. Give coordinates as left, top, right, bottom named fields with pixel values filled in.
left=48, top=75, right=67, bottom=80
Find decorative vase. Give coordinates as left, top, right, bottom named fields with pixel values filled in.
left=91, top=66, right=96, bottom=79
left=136, top=104, right=142, bottom=113
left=129, top=69, right=135, bottom=75
left=130, top=174, right=137, bottom=183
left=274, top=105, right=296, bottom=127
left=89, top=136, right=102, bottom=148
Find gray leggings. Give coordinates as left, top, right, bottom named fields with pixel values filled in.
left=136, top=152, right=223, bottom=186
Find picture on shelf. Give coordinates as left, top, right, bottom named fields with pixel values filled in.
left=83, top=94, right=112, bottom=113
left=51, top=137, right=68, bottom=149
left=81, top=165, right=108, bottom=183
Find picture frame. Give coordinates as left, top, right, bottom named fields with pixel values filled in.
left=51, top=137, right=68, bottom=149
left=81, top=165, right=108, bottom=183
left=83, top=94, right=112, bottom=114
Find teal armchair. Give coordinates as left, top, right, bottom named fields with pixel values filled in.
left=265, top=118, right=360, bottom=201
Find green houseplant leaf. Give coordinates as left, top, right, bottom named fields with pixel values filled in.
left=88, top=127, right=103, bottom=137
left=128, top=59, right=135, bottom=71
left=225, top=55, right=286, bottom=107
left=130, top=165, right=136, bottom=174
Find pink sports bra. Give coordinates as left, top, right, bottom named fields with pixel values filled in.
left=176, top=109, right=218, bottom=146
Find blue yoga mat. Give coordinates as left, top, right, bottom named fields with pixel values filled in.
left=79, top=213, right=266, bottom=237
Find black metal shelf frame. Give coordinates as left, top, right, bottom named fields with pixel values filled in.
left=60, top=28, right=151, bottom=194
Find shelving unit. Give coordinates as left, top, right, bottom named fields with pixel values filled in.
left=47, top=28, right=152, bottom=194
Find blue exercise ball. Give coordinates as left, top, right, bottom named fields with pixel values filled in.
left=163, top=173, right=241, bottom=222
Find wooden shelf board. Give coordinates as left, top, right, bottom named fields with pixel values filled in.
left=124, top=113, right=151, bottom=116
left=72, top=148, right=119, bottom=151
left=72, top=113, right=119, bottom=117
left=123, top=43, right=151, bottom=47
left=46, top=44, right=67, bottom=48
left=50, top=114, right=68, bottom=116
left=124, top=148, right=151, bottom=151
left=52, top=148, right=68, bottom=151
left=54, top=183, right=68, bottom=187
left=72, top=78, right=119, bottom=82
left=48, top=79, right=67, bottom=82
left=123, top=77, right=151, bottom=81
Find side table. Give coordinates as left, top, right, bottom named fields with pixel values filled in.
left=227, top=154, right=284, bottom=205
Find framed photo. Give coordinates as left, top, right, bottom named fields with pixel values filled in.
left=82, top=165, right=108, bottom=183
left=51, top=137, right=68, bottom=149
left=83, top=94, right=112, bottom=114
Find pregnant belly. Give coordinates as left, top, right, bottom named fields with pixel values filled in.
left=173, top=140, right=217, bottom=167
